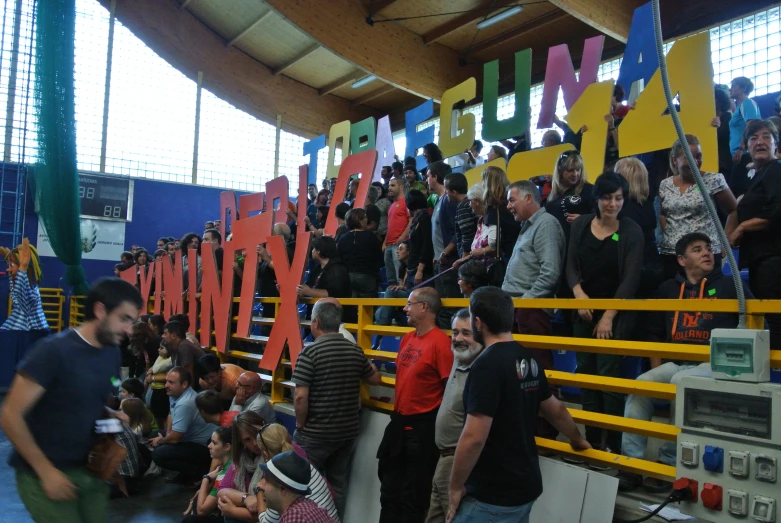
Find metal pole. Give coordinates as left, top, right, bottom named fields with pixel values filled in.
left=273, top=114, right=281, bottom=178
left=192, top=71, right=203, bottom=184
left=3, top=0, right=23, bottom=162
left=99, top=0, right=116, bottom=173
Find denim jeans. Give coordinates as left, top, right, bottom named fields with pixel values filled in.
left=622, top=362, right=712, bottom=465
left=375, top=287, right=410, bottom=326
left=384, top=244, right=401, bottom=286
left=452, top=496, right=535, bottom=523
left=293, top=431, right=356, bottom=520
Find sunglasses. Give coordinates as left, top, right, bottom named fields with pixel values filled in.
left=256, top=421, right=283, bottom=451
left=558, top=150, right=579, bottom=163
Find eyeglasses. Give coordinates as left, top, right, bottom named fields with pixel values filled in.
left=406, top=301, right=424, bottom=307
left=558, top=150, right=579, bottom=162
left=256, top=422, right=282, bottom=452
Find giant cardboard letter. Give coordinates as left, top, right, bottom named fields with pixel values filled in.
left=187, top=248, right=198, bottom=338
left=160, top=250, right=184, bottom=320
left=405, top=99, right=435, bottom=171
left=465, top=158, right=508, bottom=187
left=219, top=191, right=239, bottom=243
left=565, top=80, right=615, bottom=177
left=482, top=49, right=531, bottom=142
left=537, top=35, right=605, bottom=129
left=619, top=32, right=717, bottom=172
left=616, top=2, right=658, bottom=96
left=137, top=263, right=154, bottom=314
left=350, top=117, right=376, bottom=155
left=199, top=241, right=235, bottom=350
left=323, top=150, right=379, bottom=237
left=153, top=259, right=163, bottom=315
left=303, top=134, right=327, bottom=186
left=506, top=144, right=576, bottom=183
left=438, top=78, right=477, bottom=158
left=326, top=121, right=351, bottom=181
left=372, top=115, right=396, bottom=182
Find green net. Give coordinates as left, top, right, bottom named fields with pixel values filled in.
left=32, top=0, right=87, bottom=294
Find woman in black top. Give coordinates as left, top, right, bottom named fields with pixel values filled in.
left=405, top=189, right=434, bottom=287
left=728, top=119, right=781, bottom=348
left=545, top=150, right=596, bottom=241
left=566, top=172, right=643, bottom=455
left=297, top=235, right=353, bottom=321
left=482, top=165, right=520, bottom=263
left=615, top=158, right=663, bottom=299
left=337, top=208, right=383, bottom=298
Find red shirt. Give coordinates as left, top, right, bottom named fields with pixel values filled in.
left=386, top=197, right=410, bottom=245
left=394, top=327, right=454, bottom=415
left=219, top=411, right=239, bottom=427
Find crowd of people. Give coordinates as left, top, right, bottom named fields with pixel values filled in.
left=1, top=74, right=780, bottom=523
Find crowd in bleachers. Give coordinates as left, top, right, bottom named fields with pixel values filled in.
left=2, top=76, right=781, bottom=523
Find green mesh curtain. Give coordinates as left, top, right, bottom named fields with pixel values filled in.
left=32, top=0, right=87, bottom=293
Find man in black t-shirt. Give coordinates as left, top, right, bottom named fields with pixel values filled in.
left=447, top=287, right=589, bottom=522
left=0, top=278, right=142, bottom=522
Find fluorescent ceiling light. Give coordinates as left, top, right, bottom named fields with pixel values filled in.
left=351, top=75, right=377, bottom=89
left=476, top=6, right=523, bottom=30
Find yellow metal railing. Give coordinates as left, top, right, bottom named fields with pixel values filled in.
left=69, top=295, right=86, bottom=328
left=68, top=293, right=781, bottom=480
left=7, top=287, right=65, bottom=332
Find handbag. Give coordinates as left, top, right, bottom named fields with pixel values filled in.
left=487, top=207, right=507, bottom=287
left=86, top=434, right=127, bottom=482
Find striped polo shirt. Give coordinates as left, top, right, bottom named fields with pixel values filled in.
left=2, top=272, right=49, bottom=331
left=291, top=332, right=374, bottom=441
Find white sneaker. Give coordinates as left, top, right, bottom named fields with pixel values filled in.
left=144, top=462, right=162, bottom=477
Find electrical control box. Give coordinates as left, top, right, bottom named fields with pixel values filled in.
left=676, top=376, right=781, bottom=522
left=710, top=328, right=770, bottom=382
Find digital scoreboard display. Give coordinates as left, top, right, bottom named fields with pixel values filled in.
left=78, top=173, right=133, bottom=221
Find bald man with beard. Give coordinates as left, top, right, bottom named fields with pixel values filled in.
left=426, top=309, right=484, bottom=523
left=228, top=371, right=276, bottom=423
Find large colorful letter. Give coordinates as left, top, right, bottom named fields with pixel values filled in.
left=619, top=32, right=717, bottom=172
left=323, top=150, right=379, bottom=236
left=303, top=134, right=327, bottom=186
left=372, top=115, right=396, bottom=182
left=160, top=250, right=184, bottom=320
left=482, top=49, right=531, bottom=142
left=153, top=259, right=163, bottom=315
left=616, top=2, right=658, bottom=97
left=565, top=80, right=615, bottom=177
left=506, top=144, right=575, bottom=183
left=350, top=117, right=376, bottom=155
left=199, top=241, right=234, bottom=350
left=326, top=120, right=351, bottom=180
left=438, top=78, right=476, bottom=158
left=465, top=158, right=507, bottom=187
left=405, top=99, right=435, bottom=171
left=219, top=191, right=239, bottom=243
left=537, top=35, right=605, bottom=129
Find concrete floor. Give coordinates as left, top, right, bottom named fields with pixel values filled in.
left=0, top=424, right=193, bottom=523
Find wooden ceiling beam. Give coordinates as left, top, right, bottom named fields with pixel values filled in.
left=272, top=44, right=321, bottom=76
left=226, top=10, right=273, bottom=48
left=318, top=71, right=366, bottom=96
left=547, top=0, right=637, bottom=43
left=264, top=0, right=480, bottom=102
left=465, top=10, right=569, bottom=56
left=363, top=0, right=399, bottom=16
left=353, top=84, right=395, bottom=106
left=98, top=0, right=380, bottom=137
left=422, top=0, right=516, bottom=46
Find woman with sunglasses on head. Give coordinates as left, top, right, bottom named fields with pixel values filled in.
left=566, top=172, right=643, bottom=459
left=253, top=423, right=338, bottom=523
left=217, top=413, right=308, bottom=522
left=182, top=425, right=233, bottom=522
left=659, top=134, right=737, bottom=280
left=545, top=150, right=596, bottom=242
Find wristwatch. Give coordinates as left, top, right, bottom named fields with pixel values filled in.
left=241, top=493, right=249, bottom=506
left=253, top=485, right=262, bottom=495
left=202, top=474, right=213, bottom=482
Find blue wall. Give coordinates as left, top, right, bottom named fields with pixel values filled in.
left=24, top=177, right=242, bottom=291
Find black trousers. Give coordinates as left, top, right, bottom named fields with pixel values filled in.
left=151, top=441, right=211, bottom=477
left=377, top=410, right=439, bottom=523
left=434, top=261, right=461, bottom=329
left=750, top=256, right=781, bottom=349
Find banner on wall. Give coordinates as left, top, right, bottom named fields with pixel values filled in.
left=37, top=218, right=126, bottom=261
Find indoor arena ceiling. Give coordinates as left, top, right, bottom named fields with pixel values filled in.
left=102, top=0, right=778, bottom=137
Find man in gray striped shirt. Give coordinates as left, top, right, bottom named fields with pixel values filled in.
left=291, top=298, right=382, bottom=519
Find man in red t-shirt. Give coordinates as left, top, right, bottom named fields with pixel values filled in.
left=382, top=176, right=411, bottom=287
left=377, top=287, right=453, bottom=523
